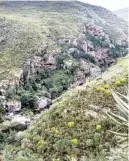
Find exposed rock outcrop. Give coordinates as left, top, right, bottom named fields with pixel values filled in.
left=72, top=36, right=88, bottom=53
left=0, top=115, right=30, bottom=132
left=90, top=65, right=101, bottom=78
left=37, top=96, right=51, bottom=111
left=6, top=100, right=21, bottom=113
left=20, top=51, right=57, bottom=85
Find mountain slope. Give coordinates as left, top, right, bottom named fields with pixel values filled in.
left=3, top=57, right=128, bottom=161
left=0, top=2, right=128, bottom=160
left=114, top=8, right=128, bottom=21
left=0, top=1, right=128, bottom=80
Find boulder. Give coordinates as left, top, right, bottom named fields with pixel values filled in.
left=64, top=60, right=73, bottom=69
left=0, top=115, right=30, bottom=132
left=68, top=48, right=78, bottom=54
left=90, top=65, right=101, bottom=78
left=77, top=39, right=88, bottom=53
left=72, top=39, right=78, bottom=46
left=0, top=152, right=4, bottom=161
left=47, top=54, right=56, bottom=66
left=0, top=95, right=6, bottom=104
left=37, top=97, right=51, bottom=110
left=0, top=89, right=6, bottom=96
left=6, top=100, right=21, bottom=113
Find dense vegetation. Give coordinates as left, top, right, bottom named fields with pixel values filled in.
left=108, top=43, right=128, bottom=58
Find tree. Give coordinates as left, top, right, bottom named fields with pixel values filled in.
left=20, top=90, right=37, bottom=109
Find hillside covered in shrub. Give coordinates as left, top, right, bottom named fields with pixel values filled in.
left=3, top=57, right=128, bottom=161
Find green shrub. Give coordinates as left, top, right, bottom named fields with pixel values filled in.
left=85, top=33, right=109, bottom=48
left=49, top=87, right=60, bottom=99
left=56, top=52, right=69, bottom=69
left=42, top=78, right=53, bottom=90
left=107, top=44, right=128, bottom=58
left=20, top=90, right=37, bottom=109
left=0, top=130, right=16, bottom=150
left=56, top=56, right=65, bottom=69
left=71, top=50, right=96, bottom=64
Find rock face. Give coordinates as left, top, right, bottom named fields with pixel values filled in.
left=0, top=95, right=6, bottom=106
left=20, top=51, right=57, bottom=85
left=68, top=48, right=78, bottom=55
left=75, top=70, right=86, bottom=86
left=72, top=36, right=88, bottom=53
left=0, top=152, right=4, bottom=161
left=84, top=23, right=110, bottom=41
left=74, top=60, right=102, bottom=85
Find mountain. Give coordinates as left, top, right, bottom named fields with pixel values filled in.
left=0, top=1, right=128, bottom=81
left=0, top=1, right=128, bottom=160
left=114, top=8, right=128, bottom=21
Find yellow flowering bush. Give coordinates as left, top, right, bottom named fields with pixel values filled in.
left=103, top=84, right=109, bottom=89
left=114, top=78, right=126, bottom=86
left=53, top=128, right=60, bottom=135
left=104, top=89, right=111, bottom=95
left=123, top=64, right=128, bottom=68
left=71, top=138, right=78, bottom=145
left=119, top=78, right=126, bottom=83
left=36, top=140, right=46, bottom=152
left=96, top=85, right=111, bottom=95
left=68, top=122, right=75, bottom=127
left=96, top=87, right=105, bottom=91
left=96, top=124, right=102, bottom=131
left=37, top=140, right=45, bottom=147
